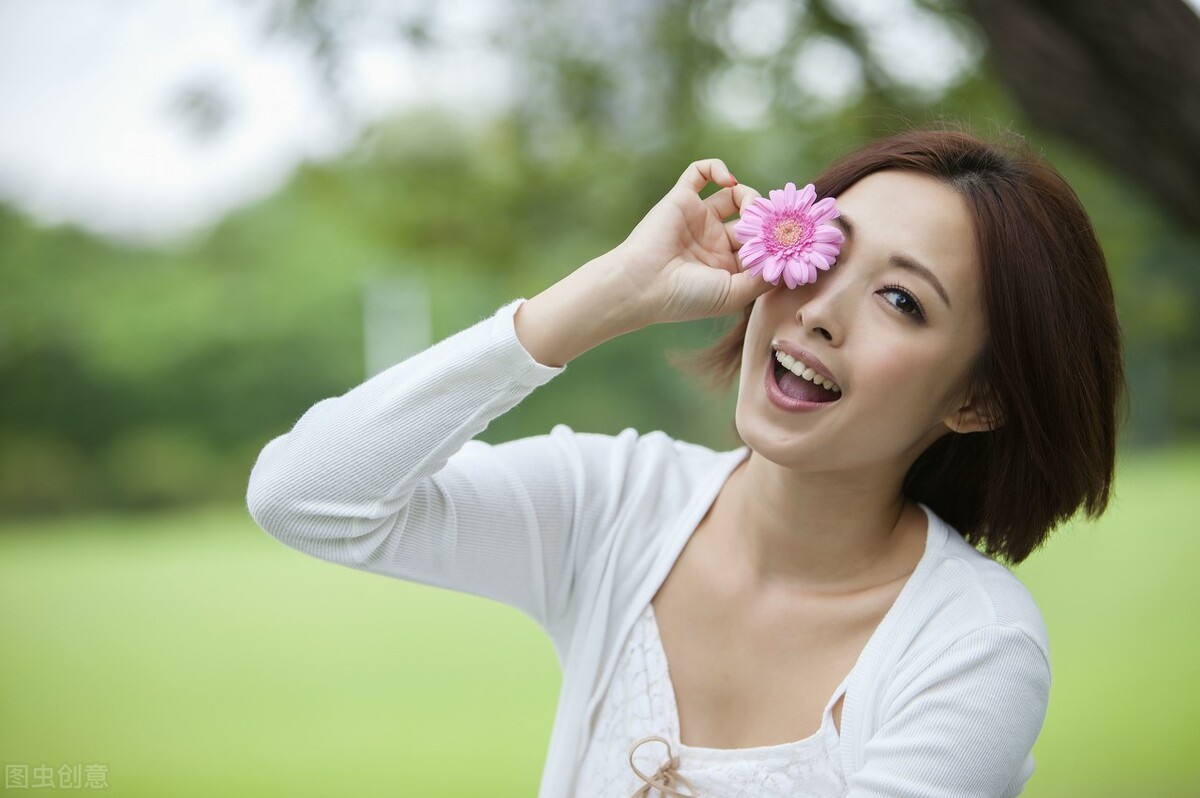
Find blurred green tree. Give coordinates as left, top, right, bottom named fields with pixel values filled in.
left=2, top=0, right=1198, bottom=517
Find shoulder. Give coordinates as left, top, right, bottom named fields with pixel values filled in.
left=532, top=425, right=747, bottom=606
left=542, top=422, right=743, bottom=499
left=845, top=505, right=1052, bottom=780
left=535, top=425, right=747, bottom=573
left=888, top=504, right=1050, bottom=677
left=921, top=506, right=1046, bottom=657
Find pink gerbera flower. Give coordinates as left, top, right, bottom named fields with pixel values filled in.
left=734, top=182, right=844, bottom=289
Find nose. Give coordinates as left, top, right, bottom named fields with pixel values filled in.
left=794, top=269, right=847, bottom=344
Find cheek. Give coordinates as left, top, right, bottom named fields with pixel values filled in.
left=858, top=349, right=964, bottom=425
left=738, top=307, right=770, bottom=378
left=744, top=299, right=770, bottom=341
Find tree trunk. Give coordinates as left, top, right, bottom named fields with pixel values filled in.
left=959, top=0, right=1200, bottom=230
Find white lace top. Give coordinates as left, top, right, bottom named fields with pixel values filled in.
left=574, top=601, right=849, bottom=797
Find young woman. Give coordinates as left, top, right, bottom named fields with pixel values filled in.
left=247, top=126, right=1123, bottom=797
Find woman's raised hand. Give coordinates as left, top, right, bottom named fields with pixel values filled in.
left=613, top=158, right=773, bottom=327
left=513, top=158, right=772, bottom=368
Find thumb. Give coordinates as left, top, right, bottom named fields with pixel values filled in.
left=721, top=271, right=774, bottom=314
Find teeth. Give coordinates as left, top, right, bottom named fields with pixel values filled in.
left=774, top=349, right=841, bottom=393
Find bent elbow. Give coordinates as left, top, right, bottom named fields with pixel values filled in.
left=244, top=436, right=338, bottom=549
left=246, top=461, right=397, bottom=569
left=245, top=460, right=307, bottom=546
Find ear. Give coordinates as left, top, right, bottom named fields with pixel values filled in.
left=942, top=385, right=1003, bottom=434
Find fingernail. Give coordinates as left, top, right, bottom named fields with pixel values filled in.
left=730, top=175, right=739, bottom=185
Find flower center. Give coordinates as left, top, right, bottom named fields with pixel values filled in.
left=772, top=218, right=805, bottom=247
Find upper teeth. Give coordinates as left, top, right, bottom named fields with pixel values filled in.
left=774, top=350, right=841, bottom=393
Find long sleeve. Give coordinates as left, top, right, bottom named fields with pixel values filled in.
left=245, top=297, right=622, bottom=646
left=846, top=624, right=1051, bottom=797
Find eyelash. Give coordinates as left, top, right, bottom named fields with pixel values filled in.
left=878, top=284, right=926, bottom=321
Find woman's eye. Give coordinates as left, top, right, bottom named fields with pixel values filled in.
left=879, top=285, right=926, bottom=320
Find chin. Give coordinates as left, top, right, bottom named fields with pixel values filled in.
left=732, top=401, right=810, bottom=469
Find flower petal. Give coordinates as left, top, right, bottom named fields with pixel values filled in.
left=796, top=183, right=817, bottom=211
left=809, top=197, right=839, bottom=224
left=763, top=255, right=786, bottom=283
left=737, top=207, right=766, bottom=229
left=739, top=240, right=768, bottom=265
left=733, top=219, right=760, bottom=240
left=751, top=196, right=775, bottom=215
left=782, top=182, right=802, bottom=209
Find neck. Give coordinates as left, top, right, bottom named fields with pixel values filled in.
left=717, top=451, right=926, bottom=594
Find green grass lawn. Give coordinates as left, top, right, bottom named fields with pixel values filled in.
left=1, top=444, right=1197, bottom=796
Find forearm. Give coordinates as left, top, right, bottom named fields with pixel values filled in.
left=513, top=251, right=645, bottom=368
left=246, top=299, right=562, bottom=550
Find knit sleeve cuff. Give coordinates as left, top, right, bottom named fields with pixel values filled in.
left=487, top=297, right=567, bottom=389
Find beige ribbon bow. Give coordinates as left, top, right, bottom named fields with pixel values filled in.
left=627, top=735, right=698, bottom=797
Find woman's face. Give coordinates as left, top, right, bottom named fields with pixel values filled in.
left=735, top=168, right=992, bottom=473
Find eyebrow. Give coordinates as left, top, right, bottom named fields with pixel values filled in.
left=831, top=214, right=953, bottom=309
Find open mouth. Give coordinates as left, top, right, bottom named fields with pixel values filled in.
left=771, top=350, right=842, bottom=404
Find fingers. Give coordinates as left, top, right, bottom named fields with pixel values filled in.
left=722, top=270, right=775, bottom=313
left=720, top=208, right=758, bottom=249
left=704, top=184, right=762, bottom=221
left=676, top=158, right=738, bottom=193
left=724, top=220, right=743, bottom=251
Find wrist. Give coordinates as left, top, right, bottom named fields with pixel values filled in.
left=583, top=248, right=650, bottom=332
left=514, top=252, right=645, bottom=368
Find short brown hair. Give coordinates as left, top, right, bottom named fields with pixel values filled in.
left=682, top=125, right=1126, bottom=565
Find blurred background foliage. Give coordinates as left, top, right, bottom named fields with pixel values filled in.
left=3, top=0, right=1197, bottom=519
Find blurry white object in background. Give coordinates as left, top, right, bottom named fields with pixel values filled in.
left=362, top=272, right=431, bottom=379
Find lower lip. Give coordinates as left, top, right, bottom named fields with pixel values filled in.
left=764, top=358, right=840, bottom=413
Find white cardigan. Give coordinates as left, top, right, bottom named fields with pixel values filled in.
left=246, top=297, right=1051, bottom=797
